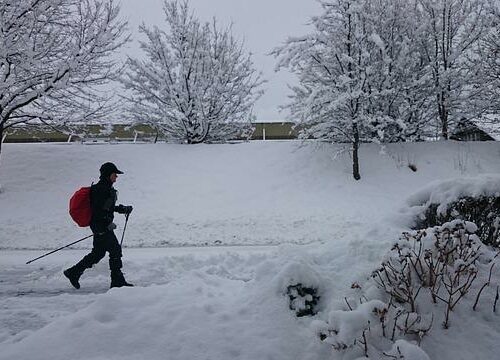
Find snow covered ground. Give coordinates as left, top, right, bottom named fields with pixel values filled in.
left=1, top=140, right=499, bottom=359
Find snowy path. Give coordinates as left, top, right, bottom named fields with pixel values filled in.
left=0, top=247, right=276, bottom=342
left=0, top=232, right=393, bottom=360
left=0, top=245, right=338, bottom=360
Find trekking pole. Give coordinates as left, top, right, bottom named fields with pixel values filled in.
left=26, top=234, right=94, bottom=264
left=120, top=213, right=130, bottom=246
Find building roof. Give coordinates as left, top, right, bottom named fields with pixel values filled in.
left=469, top=116, right=500, bottom=141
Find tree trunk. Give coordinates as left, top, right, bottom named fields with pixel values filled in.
left=187, top=123, right=210, bottom=144
left=352, top=122, right=361, bottom=181
left=441, top=113, right=448, bottom=140
left=0, top=123, right=4, bottom=161
left=436, top=91, right=449, bottom=140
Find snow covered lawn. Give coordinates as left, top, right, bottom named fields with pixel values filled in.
left=1, top=141, right=499, bottom=359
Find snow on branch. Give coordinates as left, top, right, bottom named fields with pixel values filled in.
left=121, top=0, right=265, bottom=144
left=0, top=0, right=129, bottom=149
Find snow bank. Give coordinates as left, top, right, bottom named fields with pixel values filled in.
left=406, top=174, right=500, bottom=215
left=1, top=248, right=330, bottom=360
left=385, top=340, right=430, bottom=360
left=392, top=174, right=500, bottom=233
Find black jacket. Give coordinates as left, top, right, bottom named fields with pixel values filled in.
left=90, top=177, right=120, bottom=234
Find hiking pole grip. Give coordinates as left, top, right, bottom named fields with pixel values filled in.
left=26, top=234, right=94, bottom=264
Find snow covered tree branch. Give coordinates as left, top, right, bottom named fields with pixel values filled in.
left=122, top=0, right=264, bottom=144
left=0, top=0, right=129, bottom=157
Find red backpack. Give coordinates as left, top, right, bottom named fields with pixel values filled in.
left=69, top=187, right=92, bottom=227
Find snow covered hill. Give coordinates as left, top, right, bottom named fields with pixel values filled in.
left=1, top=140, right=499, bottom=360
left=1, top=140, right=499, bottom=250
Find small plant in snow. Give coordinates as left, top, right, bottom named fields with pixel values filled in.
left=275, top=261, right=323, bottom=317
left=287, top=284, right=320, bottom=317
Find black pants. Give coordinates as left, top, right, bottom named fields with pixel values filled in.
left=75, top=230, right=123, bottom=273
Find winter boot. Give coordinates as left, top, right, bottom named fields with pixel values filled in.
left=63, top=266, right=83, bottom=289
left=110, top=270, right=134, bottom=288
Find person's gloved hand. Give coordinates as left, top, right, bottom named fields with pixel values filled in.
left=116, top=205, right=133, bottom=214
left=124, top=205, right=133, bottom=215
left=107, top=222, right=117, bottom=231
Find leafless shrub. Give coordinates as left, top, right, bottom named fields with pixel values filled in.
left=287, top=283, right=320, bottom=317
left=315, top=220, right=497, bottom=358
left=373, top=221, right=482, bottom=328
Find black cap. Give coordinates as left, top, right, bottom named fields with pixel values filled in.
left=100, top=162, right=124, bottom=176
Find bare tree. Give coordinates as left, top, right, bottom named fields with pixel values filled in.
left=274, top=0, right=418, bottom=180
left=473, top=2, right=500, bottom=120
left=122, top=0, right=264, bottom=144
left=274, top=0, right=369, bottom=180
left=0, top=0, right=128, bottom=158
left=415, top=0, right=492, bottom=139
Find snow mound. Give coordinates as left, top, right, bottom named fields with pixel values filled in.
left=385, top=340, right=430, bottom=360
left=1, top=252, right=321, bottom=360
left=406, top=174, right=500, bottom=216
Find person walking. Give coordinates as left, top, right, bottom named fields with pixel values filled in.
left=64, top=162, right=134, bottom=289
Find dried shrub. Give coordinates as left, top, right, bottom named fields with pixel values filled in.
left=373, top=220, right=481, bottom=328
left=315, top=221, right=497, bottom=359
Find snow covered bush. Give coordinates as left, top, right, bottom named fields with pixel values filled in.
left=311, top=298, right=432, bottom=358
left=313, top=220, right=498, bottom=359
left=415, top=196, right=500, bottom=248
left=407, top=175, right=500, bottom=248
left=267, top=260, right=323, bottom=318
left=373, top=221, right=482, bottom=328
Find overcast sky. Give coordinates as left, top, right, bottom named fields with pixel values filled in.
left=119, top=0, right=321, bottom=121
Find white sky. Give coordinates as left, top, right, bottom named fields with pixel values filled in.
left=119, top=0, right=321, bottom=121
